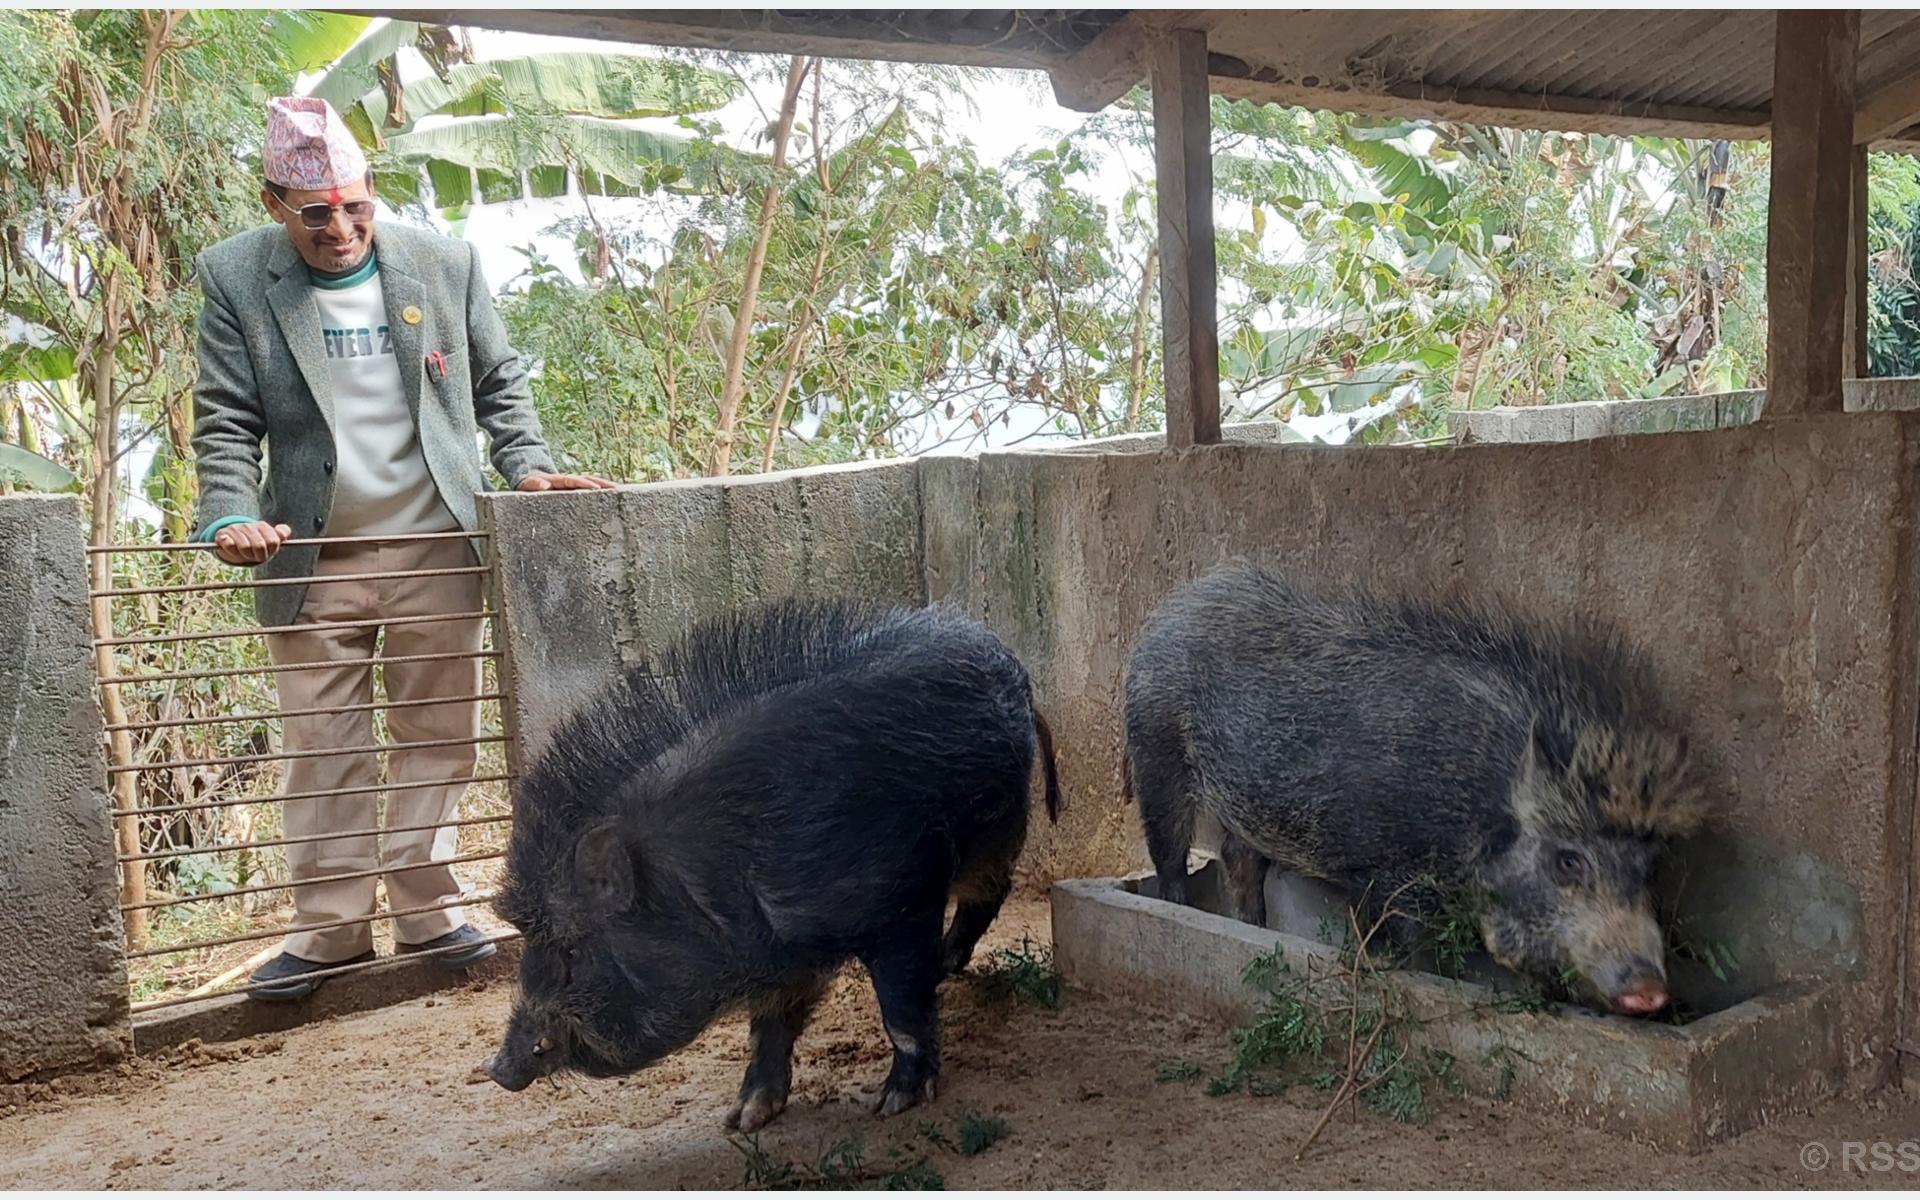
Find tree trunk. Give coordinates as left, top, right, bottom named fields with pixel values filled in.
left=84, top=276, right=148, bottom=948
left=706, top=55, right=811, bottom=477
left=760, top=295, right=825, bottom=474
left=160, top=387, right=195, bottom=544
left=762, top=64, right=833, bottom=475
left=1126, top=243, right=1160, bottom=429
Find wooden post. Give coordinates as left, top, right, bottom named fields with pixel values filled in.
left=1766, top=10, right=1859, bottom=415
left=1845, top=143, right=1870, bottom=379
left=1151, top=28, right=1221, bottom=447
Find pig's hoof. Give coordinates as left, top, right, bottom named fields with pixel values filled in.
left=725, top=1090, right=787, bottom=1134
left=872, top=1075, right=937, bottom=1118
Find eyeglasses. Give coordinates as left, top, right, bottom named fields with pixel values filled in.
left=271, top=193, right=375, bottom=230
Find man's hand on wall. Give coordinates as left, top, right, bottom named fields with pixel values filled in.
left=213, top=520, right=294, bottom=565
left=516, top=472, right=617, bottom=492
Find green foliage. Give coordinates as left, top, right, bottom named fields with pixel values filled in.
left=1206, top=952, right=1329, bottom=1097
left=305, top=28, right=746, bottom=210
left=500, top=63, right=1155, bottom=477
left=955, top=1113, right=1011, bottom=1157
left=265, top=10, right=372, bottom=73
left=1666, top=911, right=1743, bottom=985
left=1866, top=152, right=1920, bottom=377
left=0, top=9, right=303, bottom=509
left=973, top=936, right=1062, bottom=1011
left=730, top=1133, right=945, bottom=1190
left=1193, top=105, right=1772, bottom=436
left=1194, top=943, right=1460, bottom=1127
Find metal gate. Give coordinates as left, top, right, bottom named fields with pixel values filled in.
left=87, top=529, right=521, bottom=1014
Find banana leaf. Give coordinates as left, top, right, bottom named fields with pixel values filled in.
left=0, top=442, right=80, bottom=492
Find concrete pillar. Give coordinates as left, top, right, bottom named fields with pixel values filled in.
left=0, top=495, right=129, bottom=1080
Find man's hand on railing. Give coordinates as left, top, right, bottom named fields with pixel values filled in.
left=212, top=520, right=294, bottom=565
left=516, top=471, right=617, bottom=492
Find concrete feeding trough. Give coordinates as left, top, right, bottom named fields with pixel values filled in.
left=1051, top=855, right=1846, bottom=1149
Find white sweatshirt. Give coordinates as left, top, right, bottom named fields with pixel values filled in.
left=311, top=259, right=459, bottom=536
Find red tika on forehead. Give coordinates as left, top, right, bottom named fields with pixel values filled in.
left=327, top=188, right=343, bottom=206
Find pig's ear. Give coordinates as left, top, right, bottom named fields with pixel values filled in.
left=573, top=820, right=637, bottom=912
left=1526, top=718, right=1558, bottom=773
left=1513, top=719, right=1551, bottom=789
left=1510, top=718, right=1557, bottom=832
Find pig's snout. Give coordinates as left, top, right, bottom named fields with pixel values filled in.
left=485, top=1053, right=534, bottom=1092
left=485, top=1036, right=555, bottom=1092
left=1604, top=958, right=1669, bottom=1016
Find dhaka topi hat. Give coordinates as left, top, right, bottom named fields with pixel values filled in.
left=263, top=96, right=368, bottom=191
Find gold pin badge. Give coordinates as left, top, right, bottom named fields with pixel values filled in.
left=402, top=305, right=423, bottom=325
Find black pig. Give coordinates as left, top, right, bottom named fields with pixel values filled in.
left=486, top=601, right=1060, bottom=1131
left=1123, top=563, right=1707, bottom=1016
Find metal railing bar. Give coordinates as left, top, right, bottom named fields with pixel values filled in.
left=120, top=813, right=513, bottom=863
left=104, top=692, right=507, bottom=734
left=128, top=932, right=521, bottom=1013
left=96, top=564, right=489, bottom=598
left=96, top=610, right=497, bottom=648
left=101, top=649, right=499, bottom=686
left=89, top=530, right=491, bottom=554
left=110, top=734, right=505, bottom=775
left=127, top=892, right=501, bottom=960
left=112, top=773, right=516, bottom=818
left=119, top=850, right=505, bottom=913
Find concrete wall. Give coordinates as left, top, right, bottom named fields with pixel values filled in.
left=484, top=458, right=926, bottom=761
left=0, top=495, right=129, bottom=1080
left=1448, top=390, right=1766, bottom=443
left=483, top=414, right=1920, bottom=1085
left=925, top=415, right=1919, bottom=1085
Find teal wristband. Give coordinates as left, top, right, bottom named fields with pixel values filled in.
left=199, top=514, right=258, bottom=544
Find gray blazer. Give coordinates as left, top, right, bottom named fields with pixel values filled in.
left=190, top=222, right=555, bottom=626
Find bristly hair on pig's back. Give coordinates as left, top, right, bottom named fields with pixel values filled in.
left=514, top=600, right=901, bottom=819
left=499, top=600, right=924, bottom=929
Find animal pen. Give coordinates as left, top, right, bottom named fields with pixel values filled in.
left=7, top=6, right=1920, bottom=1175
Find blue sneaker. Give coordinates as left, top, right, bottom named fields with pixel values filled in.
left=247, top=949, right=375, bottom=1002
left=395, top=923, right=497, bottom=968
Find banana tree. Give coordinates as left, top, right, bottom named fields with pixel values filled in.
left=303, top=22, right=747, bottom=208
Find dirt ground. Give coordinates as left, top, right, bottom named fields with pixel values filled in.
left=5, top=900, right=1918, bottom=1190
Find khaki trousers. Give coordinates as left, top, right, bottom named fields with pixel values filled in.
left=265, top=537, right=484, bottom=962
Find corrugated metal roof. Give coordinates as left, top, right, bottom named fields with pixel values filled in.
left=385, top=9, right=1124, bottom=70
left=386, top=9, right=1920, bottom=147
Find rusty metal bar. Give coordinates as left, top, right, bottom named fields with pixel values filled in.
left=96, top=610, right=496, bottom=649
left=127, top=892, right=501, bottom=960
left=101, top=649, right=499, bottom=686
left=110, top=734, right=505, bottom=776
left=95, top=564, right=489, bottom=599
left=112, top=773, right=515, bottom=819
left=128, top=932, right=521, bottom=1014
left=118, top=813, right=513, bottom=864
left=119, top=850, right=504, bottom=913
left=104, top=692, right=506, bottom=734
left=89, top=530, right=491, bottom=554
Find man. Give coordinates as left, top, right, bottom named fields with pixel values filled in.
left=190, top=96, right=613, bottom=1001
